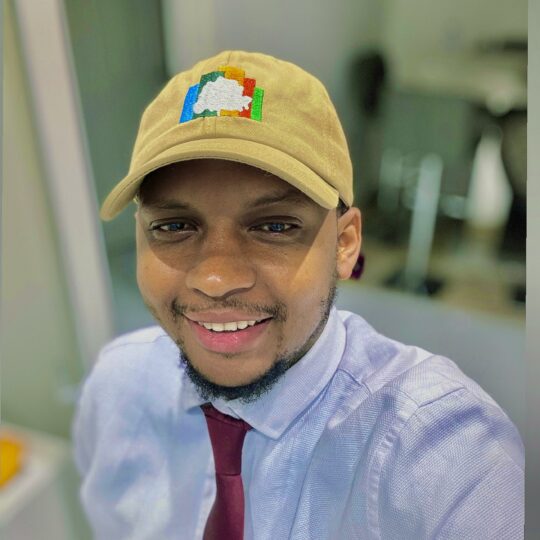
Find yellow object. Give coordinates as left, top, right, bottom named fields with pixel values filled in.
left=0, top=434, right=24, bottom=487
left=100, top=50, right=352, bottom=221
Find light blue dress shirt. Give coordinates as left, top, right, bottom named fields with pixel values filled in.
left=73, top=308, right=524, bottom=539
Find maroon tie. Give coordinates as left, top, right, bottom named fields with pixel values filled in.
left=201, top=403, right=252, bottom=540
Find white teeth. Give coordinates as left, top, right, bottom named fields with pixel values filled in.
left=201, top=322, right=223, bottom=331
left=197, top=319, right=262, bottom=332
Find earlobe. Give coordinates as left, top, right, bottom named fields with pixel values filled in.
left=336, top=208, right=362, bottom=280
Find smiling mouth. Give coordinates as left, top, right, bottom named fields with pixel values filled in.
left=195, top=318, right=272, bottom=333
left=185, top=315, right=273, bottom=354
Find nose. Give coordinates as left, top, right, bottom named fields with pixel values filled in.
left=185, top=237, right=256, bottom=300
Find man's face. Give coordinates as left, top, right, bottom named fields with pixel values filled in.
left=135, top=159, right=361, bottom=400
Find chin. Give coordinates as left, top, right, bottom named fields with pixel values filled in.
left=196, top=358, right=276, bottom=387
left=179, top=349, right=292, bottom=403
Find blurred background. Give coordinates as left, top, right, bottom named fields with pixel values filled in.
left=1, top=0, right=529, bottom=538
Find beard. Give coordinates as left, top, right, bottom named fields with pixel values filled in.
left=175, top=277, right=338, bottom=404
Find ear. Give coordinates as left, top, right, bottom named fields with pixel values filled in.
left=336, top=207, right=362, bottom=280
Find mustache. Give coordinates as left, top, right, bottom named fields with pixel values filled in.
left=170, top=298, right=288, bottom=323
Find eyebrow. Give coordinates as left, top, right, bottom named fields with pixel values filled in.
left=140, top=188, right=313, bottom=212
left=140, top=200, right=192, bottom=211
left=248, top=188, right=312, bottom=208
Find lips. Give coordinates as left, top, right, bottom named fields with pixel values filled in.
left=185, top=316, right=272, bottom=354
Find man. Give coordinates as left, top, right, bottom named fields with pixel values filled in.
left=73, top=51, right=523, bottom=539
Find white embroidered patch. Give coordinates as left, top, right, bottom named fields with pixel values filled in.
left=193, top=76, right=252, bottom=114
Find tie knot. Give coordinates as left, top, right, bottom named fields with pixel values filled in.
left=201, top=404, right=252, bottom=475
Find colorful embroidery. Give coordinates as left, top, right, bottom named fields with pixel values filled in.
left=179, top=66, right=264, bottom=123
left=251, top=87, right=264, bottom=122
left=179, top=84, right=199, bottom=123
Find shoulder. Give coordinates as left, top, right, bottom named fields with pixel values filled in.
left=336, top=309, right=519, bottom=427
left=334, top=311, right=523, bottom=537
left=89, top=325, right=175, bottom=384
left=78, top=326, right=173, bottom=405
left=76, top=324, right=176, bottom=401
left=99, top=325, right=171, bottom=357
left=374, top=356, right=525, bottom=469
left=370, top=373, right=524, bottom=538
left=73, top=327, right=179, bottom=437
left=81, top=325, right=182, bottom=407
left=72, top=326, right=182, bottom=474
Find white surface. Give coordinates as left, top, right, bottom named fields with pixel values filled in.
left=466, top=131, right=513, bottom=228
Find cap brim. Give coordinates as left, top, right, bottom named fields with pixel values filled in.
left=99, top=137, right=339, bottom=220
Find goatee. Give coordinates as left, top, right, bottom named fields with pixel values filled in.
left=177, top=281, right=337, bottom=403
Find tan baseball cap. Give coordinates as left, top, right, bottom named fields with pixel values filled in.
left=100, top=50, right=353, bottom=221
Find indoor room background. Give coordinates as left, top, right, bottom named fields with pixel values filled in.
left=1, top=0, right=528, bottom=538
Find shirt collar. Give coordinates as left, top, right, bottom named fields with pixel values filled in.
left=180, top=307, right=346, bottom=439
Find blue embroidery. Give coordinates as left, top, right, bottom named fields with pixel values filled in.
left=179, top=84, right=199, bottom=123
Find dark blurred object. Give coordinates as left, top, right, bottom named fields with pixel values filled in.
left=385, top=269, right=444, bottom=297
left=498, top=109, right=526, bottom=261
left=348, top=50, right=389, bottom=208
left=497, top=109, right=526, bottom=305
left=351, top=52, right=387, bottom=118
left=476, top=38, right=526, bottom=304
left=350, top=253, right=365, bottom=280
left=476, top=39, right=527, bottom=55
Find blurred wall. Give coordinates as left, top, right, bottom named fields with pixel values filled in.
left=1, top=0, right=83, bottom=438
left=381, top=0, right=527, bottom=84
left=64, top=0, right=167, bottom=252
left=163, top=0, right=383, bottom=136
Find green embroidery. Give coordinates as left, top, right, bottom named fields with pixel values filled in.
left=251, top=87, right=264, bottom=121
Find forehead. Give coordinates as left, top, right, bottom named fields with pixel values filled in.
left=138, top=159, right=314, bottom=208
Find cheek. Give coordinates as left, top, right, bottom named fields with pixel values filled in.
left=135, top=224, right=185, bottom=306
left=273, top=246, right=335, bottom=333
left=136, top=250, right=182, bottom=309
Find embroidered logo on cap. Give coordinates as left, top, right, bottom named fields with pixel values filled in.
left=179, top=65, right=264, bottom=123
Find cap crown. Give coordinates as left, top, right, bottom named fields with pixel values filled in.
left=100, top=50, right=353, bottom=220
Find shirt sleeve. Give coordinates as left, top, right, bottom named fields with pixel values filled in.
left=71, top=371, right=96, bottom=478
left=71, top=342, right=116, bottom=479
left=374, top=387, right=524, bottom=540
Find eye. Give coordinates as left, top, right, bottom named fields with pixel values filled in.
left=255, top=222, right=296, bottom=233
left=154, top=222, right=190, bottom=232
left=148, top=220, right=196, bottom=238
